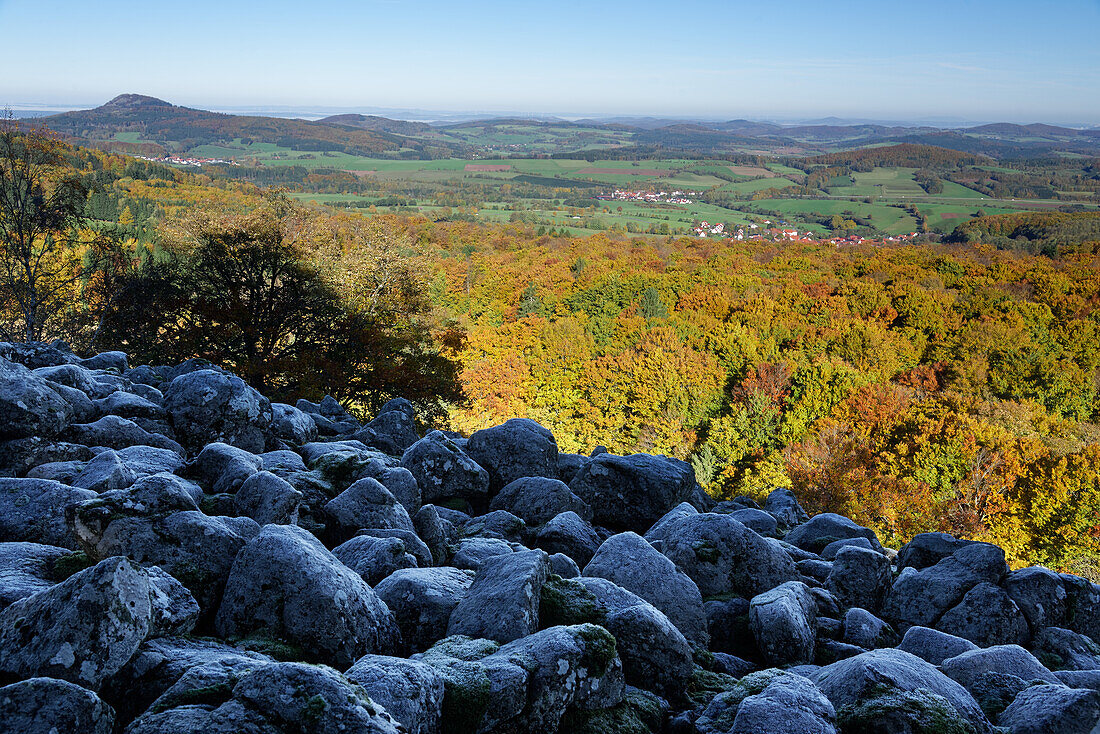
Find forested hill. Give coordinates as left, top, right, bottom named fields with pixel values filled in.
left=40, top=94, right=449, bottom=157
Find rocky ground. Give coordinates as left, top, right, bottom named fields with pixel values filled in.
left=0, top=341, right=1099, bottom=733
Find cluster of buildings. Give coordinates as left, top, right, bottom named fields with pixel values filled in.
left=135, top=154, right=238, bottom=168
left=600, top=189, right=696, bottom=205
left=692, top=221, right=922, bottom=247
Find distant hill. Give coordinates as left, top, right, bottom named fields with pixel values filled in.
left=317, top=114, right=433, bottom=136
left=40, top=94, right=452, bottom=157
left=804, top=143, right=987, bottom=168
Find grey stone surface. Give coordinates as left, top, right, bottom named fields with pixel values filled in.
left=0, top=357, right=73, bottom=439
left=215, top=524, right=400, bottom=668
left=583, top=531, right=709, bottom=645
left=0, top=677, right=115, bottom=734
left=0, top=477, right=96, bottom=548
left=936, top=581, right=1030, bottom=647
left=489, top=475, right=591, bottom=525
left=0, top=557, right=152, bottom=689
left=447, top=548, right=549, bottom=643
left=998, top=685, right=1100, bottom=734
left=813, top=648, right=993, bottom=734
left=827, top=545, right=892, bottom=612
left=750, top=581, right=818, bottom=666
left=534, top=510, right=602, bottom=566
left=346, top=654, right=445, bottom=734
left=659, top=512, right=799, bottom=599
left=466, top=418, right=559, bottom=494
left=375, top=567, right=474, bottom=654
left=897, top=625, right=980, bottom=666
left=332, top=534, right=418, bottom=585
left=163, top=369, right=272, bottom=453
left=569, top=452, right=695, bottom=532
left=400, top=430, right=489, bottom=505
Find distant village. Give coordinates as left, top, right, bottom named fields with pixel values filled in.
left=135, top=154, right=239, bottom=168
left=599, top=189, right=697, bottom=205
left=693, top=219, right=921, bottom=246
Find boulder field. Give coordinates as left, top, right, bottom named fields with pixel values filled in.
left=0, top=341, right=1099, bottom=733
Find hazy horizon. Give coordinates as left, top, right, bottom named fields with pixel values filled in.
left=2, top=0, right=1099, bottom=124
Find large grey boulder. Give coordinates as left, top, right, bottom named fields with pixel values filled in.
left=0, top=677, right=115, bottom=734
left=332, top=534, right=418, bottom=585
left=400, top=430, right=489, bottom=505
left=763, top=487, right=809, bottom=529
left=0, top=436, right=94, bottom=477
left=364, top=399, right=420, bottom=455
left=882, top=541, right=1009, bottom=631
left=375, top=567, right=474, bottom=654
left=842, top=607, right=898, bottom=650
left=65, top=415, right=183, bottom=453
left=185, top=442, right=261, bottom=493
left=466, top=418, right=558, bottom=494
left=569, top=452, right=695, bottom=532
left=998, top=685, right=1100, bottom=734
left=750, top=581, right=818, bottom=666
left=785, top=513, right=884, bottom=554
left=357, top=528, right=433, bottom=568
left=826, top=545, right=892, bottom=612
left=345, top=655, right=445, bottom=734
left=602, top=599, right=693, bottom=701
left=269, top=402, right=317, bottom=445
left=483, top=624, right=624, bottom=732
left=695, top=670, right=837, bottom=734
left=897, top=625, right=979, bottom=666
left=357, top=460, right=421, bottom=514
left=451, top=536, right=514, bottom=571
left=0, top=357, right=72, bottom=439
left=71, top=446, right=183, bottom=493
left=163, top=369, right=272, bottom=453
left=1061, top=576, right=1100, bottom=643
left=73, top=506, right=254, bottom=616
left=411, top=635, right=529, bottom=734
left=0, top=557, right=152, bottom=689
left=896, top=531, right=976, bottom=570
left=940, top=645, right=1061, bottom=700
left=813, top=648, right=993, bottom=734
left=1031, top=627, right=1100, bottom=671
left=325, top=476, right=414, bottom=539
left=146, top=566, right=200, bottom=637
left=534, top=510, right=602, bottom=566
left=1005, top=566, right=1068, bottom=632
left=233, top=470, right=302, bottom=524
left=129, top=660, right=403, bottom=734
left=99, top=636, right=273, bottom=724
left=583, top=531, right=709, bottom=645
left=93, top=390, right=164, bottom=421
left=936, top=582, right=1030, bottom=647
left=215, top=524, right=400, bottom=668
left=0, top=542, right=73, bottom=608
left=0, top=477, right=95, bottom=548
left=489, top=476, right=591, bottom=525
left=657, top=511, right=798, bottom=599
left=447, top=548, right=549, bottom=643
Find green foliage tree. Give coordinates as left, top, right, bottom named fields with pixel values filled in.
left=98, top=195, right=463, bottom=421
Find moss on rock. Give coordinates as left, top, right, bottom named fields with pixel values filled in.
left=540, top=575, right=605, bottom=628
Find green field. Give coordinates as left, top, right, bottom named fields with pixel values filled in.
left=191, top=140, right=1098, bottom=241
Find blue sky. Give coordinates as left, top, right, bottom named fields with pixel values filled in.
left=2, top=0, right=1099, bottom=122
